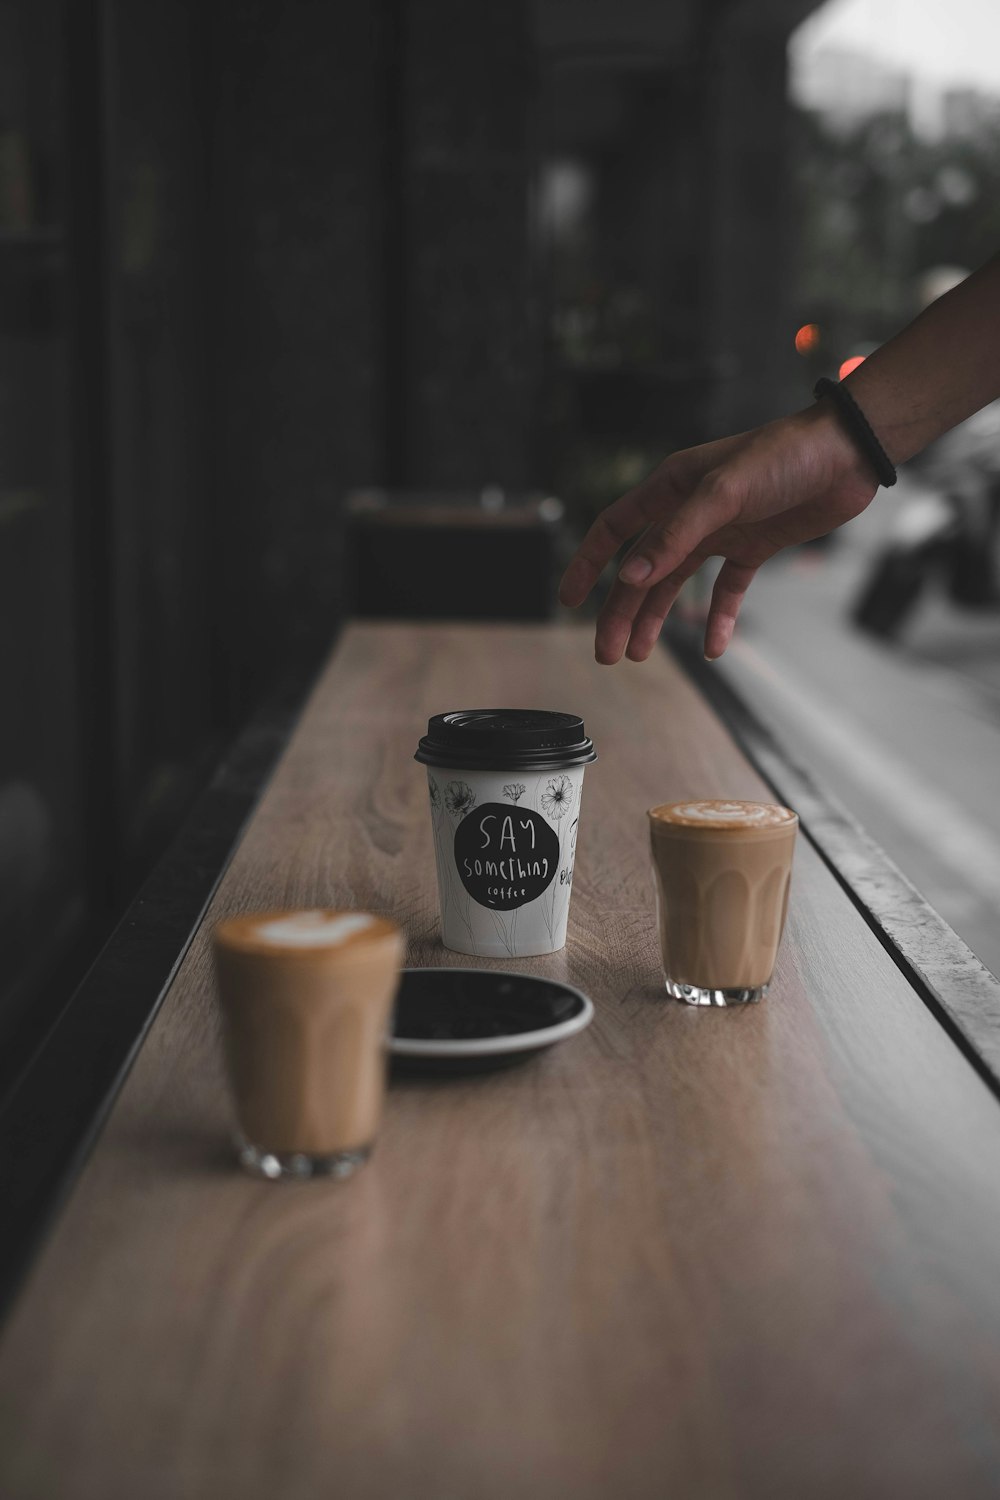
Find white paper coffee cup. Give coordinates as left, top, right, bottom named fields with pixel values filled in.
left=415, top=711, right=597, bottom=958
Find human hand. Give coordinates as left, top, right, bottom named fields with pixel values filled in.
left=558, top=402, right=879, bottom=663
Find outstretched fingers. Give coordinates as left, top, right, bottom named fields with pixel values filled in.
left=616, top=482, right=734, bottom=591
left=558, top=489, right=656, bottom=608
left=704, top=559, right=758, bottom=660
left=624, top=564, right=702, bottom=662
left=558, top=460, right=693, bottom=608
left=593, top=579, right=650, bottom=665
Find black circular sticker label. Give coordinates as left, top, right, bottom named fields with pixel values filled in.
left=454, top=803, right=559, bottom=910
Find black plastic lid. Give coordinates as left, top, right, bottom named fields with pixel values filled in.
left=414, top=709, right=597, bottom=771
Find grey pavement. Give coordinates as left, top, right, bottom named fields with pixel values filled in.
left=708, top=490, right=1000, bottom=980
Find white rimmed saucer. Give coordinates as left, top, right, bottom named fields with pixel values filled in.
left=388, top=967, right=594, bottom=1073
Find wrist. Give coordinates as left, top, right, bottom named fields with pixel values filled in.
left=838, top=367, right=917, bottom=465
left=812, top=377, right=897, bottom=487
left=794, top=398, right=879, bottom=488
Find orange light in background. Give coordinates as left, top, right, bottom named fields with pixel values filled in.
left=838, top=355, right=866, bottom=379
left=794, top=323, right=820, bottom=355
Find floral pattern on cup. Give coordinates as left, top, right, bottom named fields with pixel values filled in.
left=425, top=767, right=588, bottom=958
left=444, top=781, right=476, bottom=817
left=541, top=774, right=574, bottom=821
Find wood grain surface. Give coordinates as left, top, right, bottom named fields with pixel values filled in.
left=2, top=623, right=1000, bottom=1500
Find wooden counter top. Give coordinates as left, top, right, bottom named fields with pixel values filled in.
left=2, top=622, right=1000, bottom=1499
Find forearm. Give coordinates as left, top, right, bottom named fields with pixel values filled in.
left=842, top=252, right=1000, bottom=465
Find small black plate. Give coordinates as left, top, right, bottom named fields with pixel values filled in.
left=389, top=968, right=594, bottom=1075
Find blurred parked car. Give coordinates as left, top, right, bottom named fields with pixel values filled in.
left=851, top=399, right=1000, bottom=638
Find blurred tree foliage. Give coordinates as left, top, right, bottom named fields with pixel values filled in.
left=547, top=99, right=1000, bottom=527
left=790, top=102, right=1000, bottom=362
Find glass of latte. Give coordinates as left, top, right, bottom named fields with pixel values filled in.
left=648, top=800, right=798, bottom=1006
left=213, top=909, right=404, bottom=1179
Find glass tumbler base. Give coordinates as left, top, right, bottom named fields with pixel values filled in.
left=236, top=1135, right=372, bottom=1181
left=665, top=979, right=767, bottom=1007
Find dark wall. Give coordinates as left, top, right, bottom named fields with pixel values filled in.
left=1, top=0, right=544, bottom=1049
left=105, top=0, right=216, bottom=873
left=0, top=0, right=82, bottom=1060
left=398, top=0, right=539, bottom=487
left=702, top=4, right=805, bottom=431
left=213, top=0, right=389, bottom=708
left=210, top=0, right=542, bottom=700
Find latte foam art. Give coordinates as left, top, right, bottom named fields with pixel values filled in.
left=677, top=801, right=769, bottom=823
left=651, top=799, right=795, bottom=830
left=255, top=911, right=377, bottom=949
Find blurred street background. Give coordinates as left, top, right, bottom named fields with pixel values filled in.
left=713, top=496, right=1000, bottom=978
left=556, top=0, right=1000, bottom=976
left=711, top=0, right=1000, bottom=978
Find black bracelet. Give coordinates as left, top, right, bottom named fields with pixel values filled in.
left=813, top=376, right=897, bottom=488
